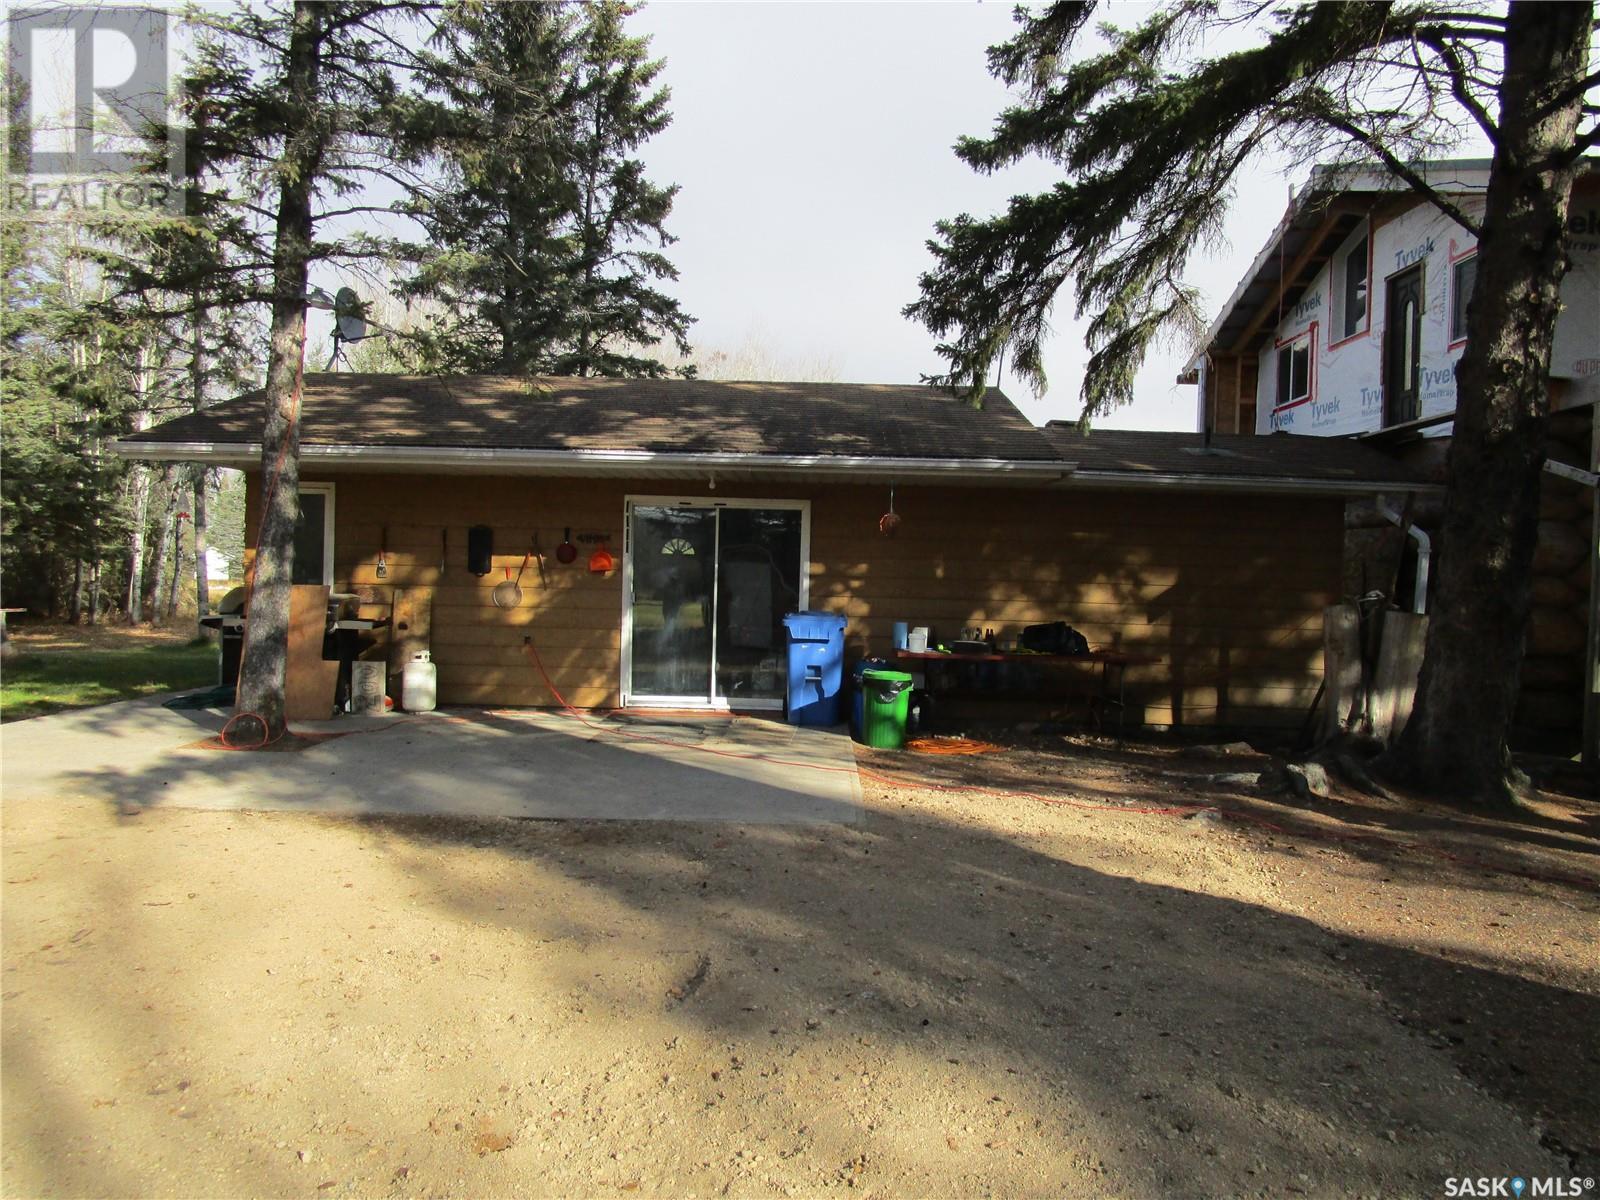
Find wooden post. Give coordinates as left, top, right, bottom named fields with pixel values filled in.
left=1585, top=407, right=1599, bottom=768
left=1322, top=604, right=1363, bottom=740
left=1372, top=611, right=1429, bottom=745
left=388, top=586, right=432, bottom=703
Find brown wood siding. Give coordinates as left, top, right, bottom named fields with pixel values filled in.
left=246, top=474, right=1344, bottom=729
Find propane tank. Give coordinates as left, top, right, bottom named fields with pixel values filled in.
left=402, top=651, right=437, bottom=713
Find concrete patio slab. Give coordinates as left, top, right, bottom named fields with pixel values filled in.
left=1, top=693, right=862, bottom=824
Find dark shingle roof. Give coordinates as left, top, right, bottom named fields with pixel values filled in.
left=1043, top=425, right=1430, bottom=485
left=126, top=374, right=1433, bottom=490
left=127, top=374, right=1060, bottom=462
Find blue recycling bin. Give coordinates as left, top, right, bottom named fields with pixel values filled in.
left=783, top=611, right=848, bottom=726
left=851, top=657, right=893, bottom=736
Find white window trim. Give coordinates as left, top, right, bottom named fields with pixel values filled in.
left=1274, top=329, right=1315, bottom=410
left=1449, top=251, right=1478, bottom=345
left=298, top=481, right=336, bottom=586
left=1330, top=221, right=1371, bottom=344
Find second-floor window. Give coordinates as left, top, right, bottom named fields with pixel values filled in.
left=1276, top=334, right=1312, bottom=407
left=1336, top=230, right=1369, bottom=341
left=1451, top=253, right=1478, bottom=343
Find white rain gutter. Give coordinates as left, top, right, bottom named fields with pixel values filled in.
left=1376, top=496, right=1431, bottom=613
left=109, top=439, right=1074, bottom=484
left=111, top=439, right=1434, bottom=497
left=1065, top=470, right=1443, bottom=498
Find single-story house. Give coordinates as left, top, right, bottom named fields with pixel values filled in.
left=117, top=374, right=1432, bottom=731
left=1185, top=156, right=1598, bottom=755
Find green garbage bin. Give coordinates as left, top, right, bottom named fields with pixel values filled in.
left=859, top=668, right=913, bottom=749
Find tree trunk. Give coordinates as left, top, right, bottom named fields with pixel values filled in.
left=124, top=366, right=153, bottom=624
left=193, top=468, right=212, bottom=632
left=164, top=505, right=184, bottom=622
left=233, top=0, right=324, bottom=745
left=87, top=556, right=101, bottom=626
left=147, top=470, right=178, bottom=623
left=1385, top=1, right=1592, bottom=808
left=69, top=560, right=84, bottom=624
left=124, top=464, right=150, bottom=624
left=191, top=301, right=212, bottom=633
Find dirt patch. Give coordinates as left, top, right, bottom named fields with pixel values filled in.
left=3, top=728, right=1595, bottom=1198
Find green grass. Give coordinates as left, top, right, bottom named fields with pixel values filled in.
left=0, top=641, right=219, bottom=722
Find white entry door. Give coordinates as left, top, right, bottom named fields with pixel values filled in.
left=622, top=498, right=810, bottom=709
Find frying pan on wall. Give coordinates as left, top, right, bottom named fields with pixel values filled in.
left=556, top=527, right=577, bottom=565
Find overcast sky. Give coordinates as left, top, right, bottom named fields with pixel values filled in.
left=625, top=2, right=1303, bottom=432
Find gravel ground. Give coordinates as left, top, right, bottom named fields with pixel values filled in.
left=3, top=727, right=1596, bottom=1199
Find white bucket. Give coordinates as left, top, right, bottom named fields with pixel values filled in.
left=907, top=626, right=930, bottom=653
left=402, top=653, right=437, bottom=713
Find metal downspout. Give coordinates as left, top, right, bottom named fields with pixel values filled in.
left=1376, top=496, right=1431, bottom=614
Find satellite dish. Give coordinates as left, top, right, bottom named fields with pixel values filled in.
left=334, top=286, right=369, bottom=342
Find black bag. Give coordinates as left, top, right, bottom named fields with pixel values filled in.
left=466, top=524, right=494, bottom=576
left=1021, top=620, right=1089, bottom=656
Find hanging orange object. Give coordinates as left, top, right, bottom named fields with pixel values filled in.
left=588, top=543, right=615, bottom=574
left=879, top=482, right=900, bottom=536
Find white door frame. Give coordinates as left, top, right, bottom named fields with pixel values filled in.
left=621, top=495, right=811, bottom=710
left=296, top=481, right=336, bottom=586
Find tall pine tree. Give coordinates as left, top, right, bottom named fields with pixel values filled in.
left=405, top=0, right=692, bottom=377
left=113, top=0, right=447, bottom=742
left=906, top=1, right=1596, bottom=807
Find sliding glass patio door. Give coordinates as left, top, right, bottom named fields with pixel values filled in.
left=624, top=499, right=808, bottom=709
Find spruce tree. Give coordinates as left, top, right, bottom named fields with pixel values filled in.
left=406, top=0, right=692, bottom=377
left=113, top=0, right=446, bottom=742
left=907, top=1, right=1596, bottom=807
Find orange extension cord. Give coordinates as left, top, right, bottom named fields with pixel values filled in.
left=906, top=736, right=1005, bottom=755
left=516, top=640, right=1598, bottom=895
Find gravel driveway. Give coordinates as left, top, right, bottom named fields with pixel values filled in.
left=2, top=708, right=1595, bottom=1198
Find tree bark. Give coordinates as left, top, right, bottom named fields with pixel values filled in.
left=87, top=556, right=100, bottom=626
left=233, top=0, right=325, bottom=744
left=146, top=469, right=178, bottom=623
left=164, top=505, right=184, bottom=622
left=1385, top=1, right=1592, bottom=808
left=124, top=394, right=152, bottom=624
left=191, top=302, right=212, bottom=633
